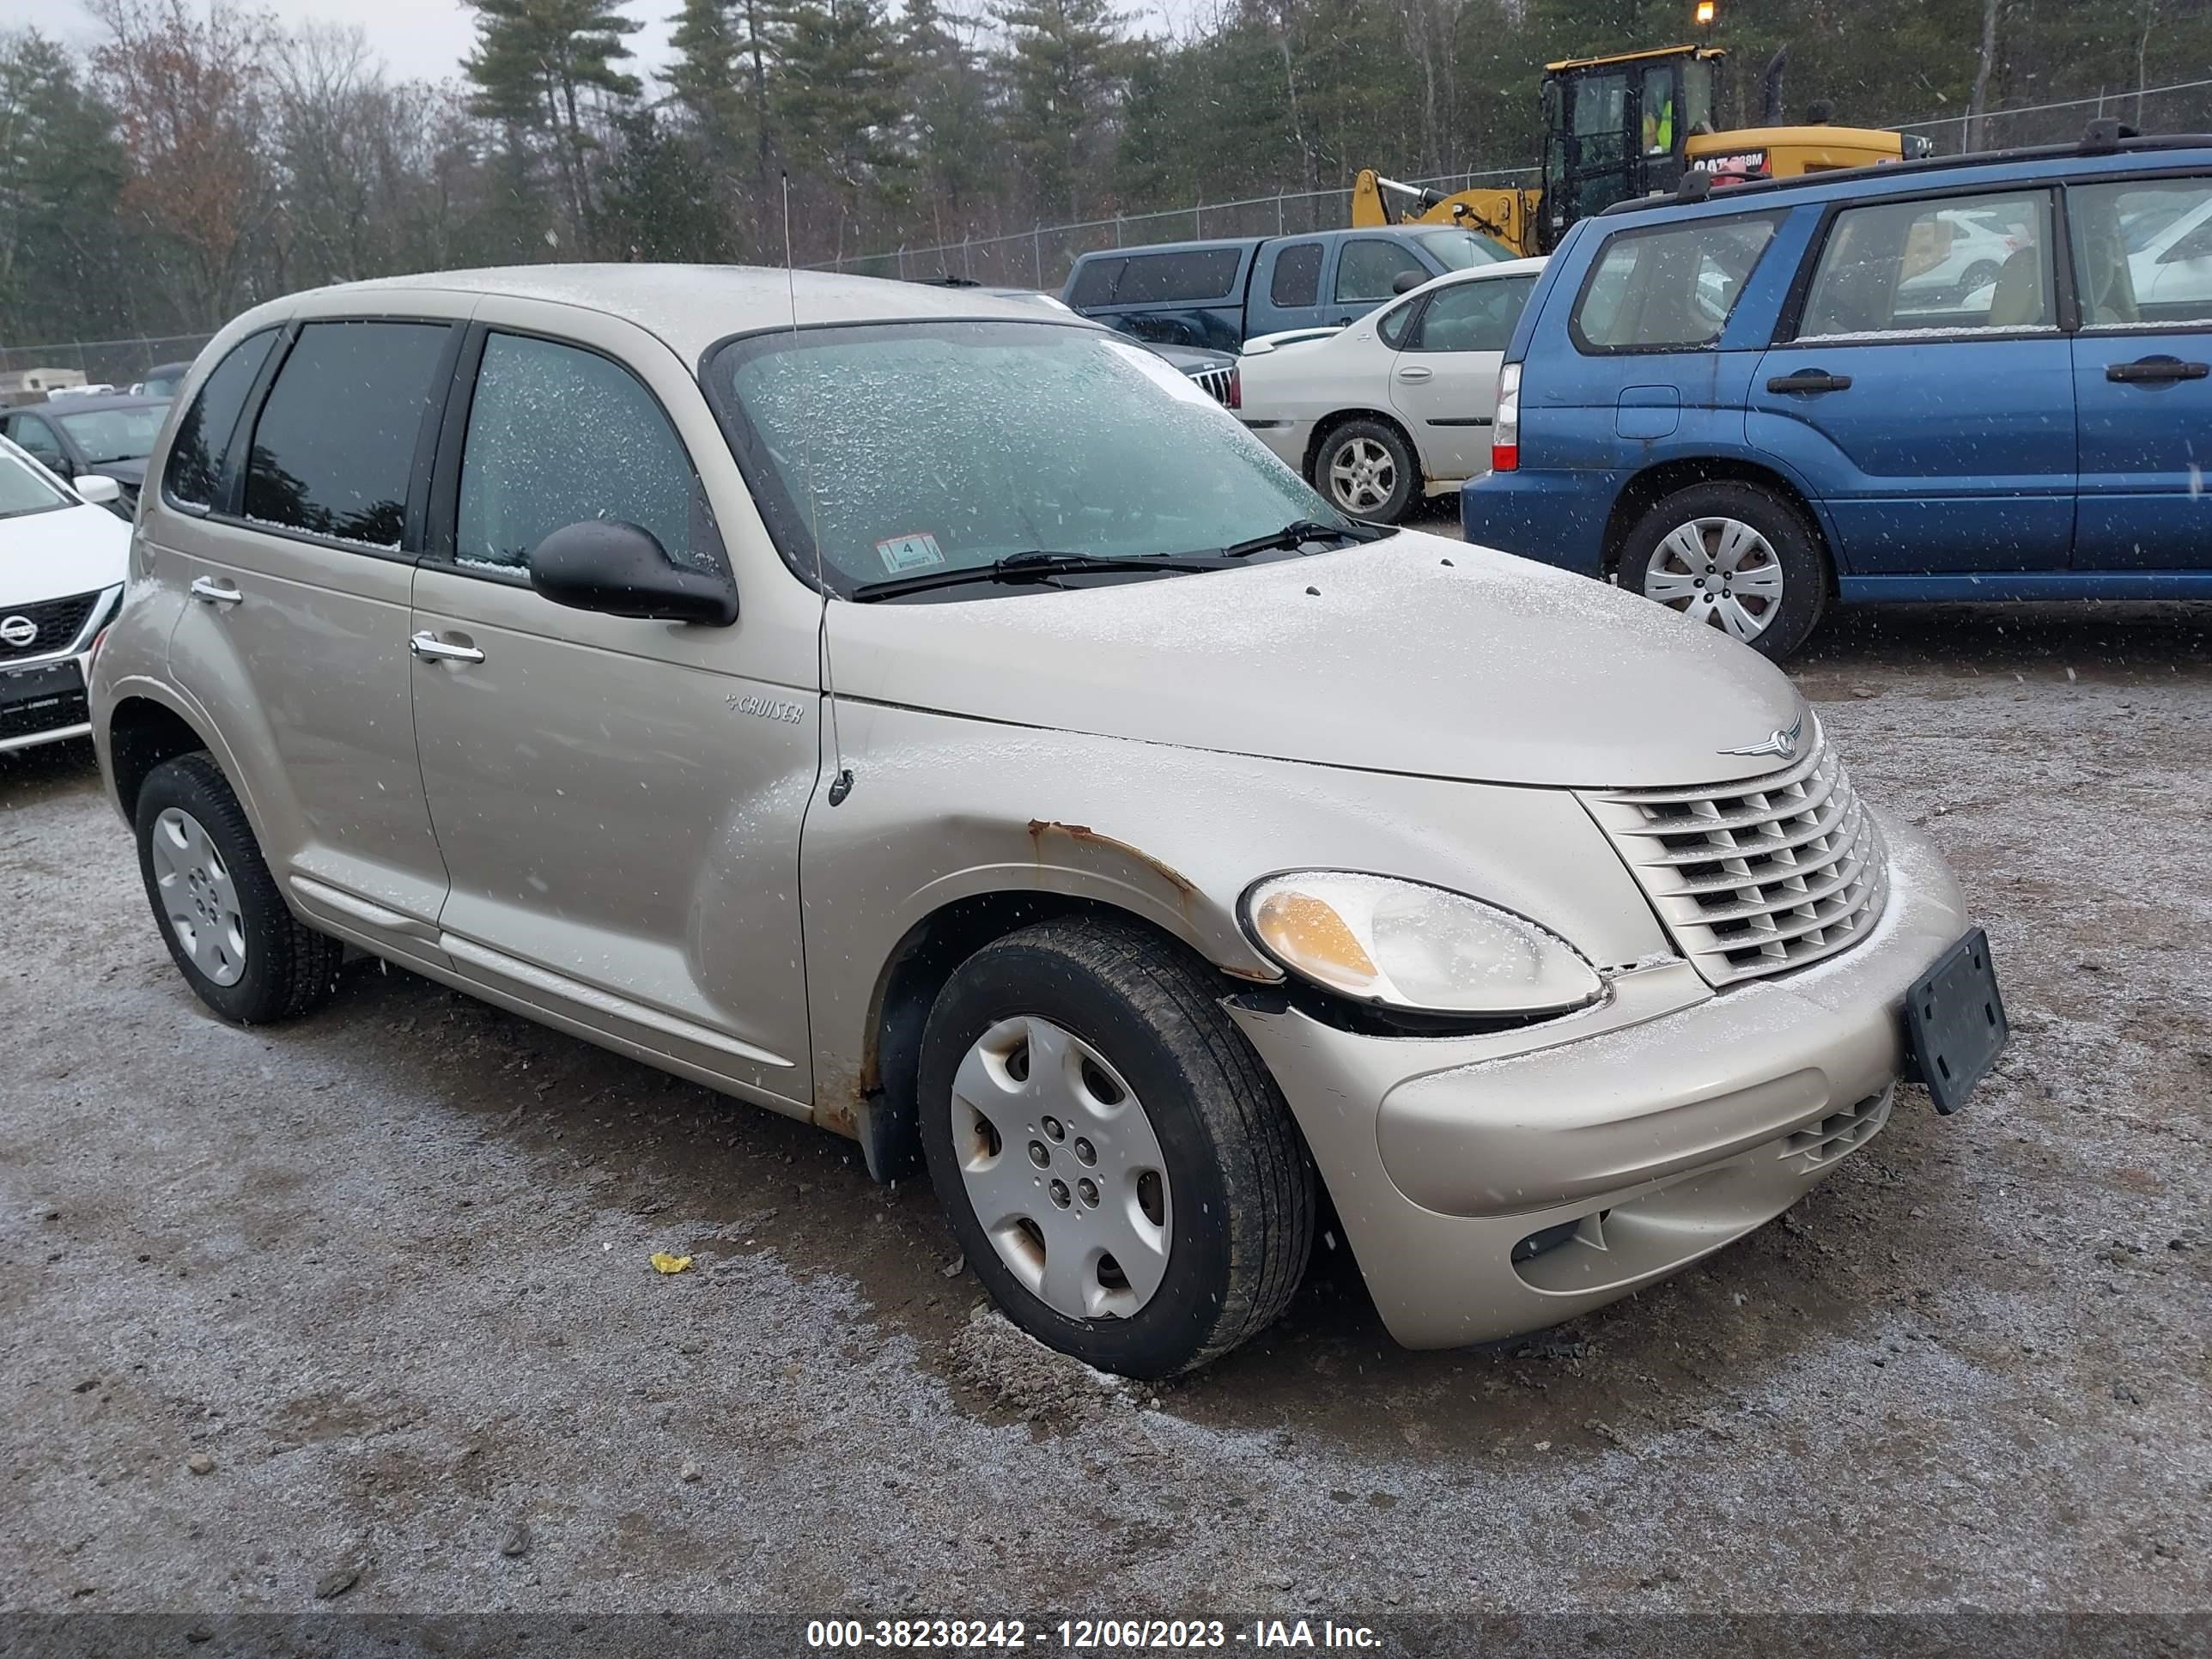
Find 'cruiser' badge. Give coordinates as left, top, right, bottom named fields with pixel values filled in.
left=1721, top=713, right=1803, bottom=760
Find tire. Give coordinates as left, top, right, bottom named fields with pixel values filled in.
left=1310, top=417, right=1419, bottom=524
left=918, top=916, right=1315, bottom=1378
left=1619, top=481, right=1829, bottom=661
left=134, top=752, right=343, bottom=1024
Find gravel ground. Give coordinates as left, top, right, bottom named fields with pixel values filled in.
left=2, top=581, right=2208, bottom=1630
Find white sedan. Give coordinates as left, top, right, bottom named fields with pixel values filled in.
left=1237, top=257, right=1545, bottom=522
left=0, top=437, right=131, bottom=754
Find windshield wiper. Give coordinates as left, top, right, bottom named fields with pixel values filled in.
left=1221, top=518, right=1396, bottom=559
left=848, top=549, right=1237, bottom=602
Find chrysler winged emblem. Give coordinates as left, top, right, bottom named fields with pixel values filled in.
left=1721, top=712, right=1804, bottom=761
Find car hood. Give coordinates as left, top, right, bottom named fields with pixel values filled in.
left=0, top=502, right=130, bottom=611
left=828, top=529, right=1807, bottom=789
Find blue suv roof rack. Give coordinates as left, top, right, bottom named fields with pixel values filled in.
left=1614, top=121, right=2212, bottom=217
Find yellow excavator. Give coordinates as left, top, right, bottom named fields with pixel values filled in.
left=1353, top=44, right=1931, bottom=256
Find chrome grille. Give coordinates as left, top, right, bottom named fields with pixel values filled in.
left=1188, top=365, right=1236, bottom=406
left=1581, top=723, right=1888, bottom=987
left=0, top=591, right=100, bottom=664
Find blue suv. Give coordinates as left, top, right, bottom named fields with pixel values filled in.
left=1462, top=125, right=2212, bottom=658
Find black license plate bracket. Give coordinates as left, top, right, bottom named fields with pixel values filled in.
left=1903, top=926, right=2008, bottom=1115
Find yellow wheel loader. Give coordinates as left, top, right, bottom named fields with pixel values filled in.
left=1352, top=44, right=1930, bottom=256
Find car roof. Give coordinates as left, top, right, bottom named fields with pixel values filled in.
left=239, top=264, right=1101, bottom=367
left=1429, top=256, right=1548, bottom=283
left=27, top=392, right=171, bottom=415
left=1599, top=130, right=2212, bottom=227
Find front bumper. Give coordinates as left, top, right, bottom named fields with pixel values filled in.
left=1227, top=811, right=1972, bottom=1349
left=0, top=653, right=95, bottom=754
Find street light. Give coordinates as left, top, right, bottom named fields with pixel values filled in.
left=1693, top=0, right=1717, bottom=25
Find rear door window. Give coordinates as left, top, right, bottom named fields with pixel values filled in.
left=1796, top=189, right=2057, bottom=338
left=1269, top=243, right=1323, bottom=307
left=243, top=320, right=452, bottom=550
left=1336, top=239, right=1424, bottom=304
left=1406, top=276, right=1537, bottom=353
left=163, top=329, right=278, bottom=510
left=2069, top=177, right=2212, bottom=327
left=454, top=331, right=721, bottom=575
left=1573, top=213, right=1781, bottom=351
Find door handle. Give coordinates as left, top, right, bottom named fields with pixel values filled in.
left=1766, top=370, right=1853, bottom=393
left=409, top=630, right=484, bottom=665
left=188, top=576, right=242, bottom=607
left=2106, top=356, right=2209, bottom=385
left=1396, top=365, right=1435, bottom=382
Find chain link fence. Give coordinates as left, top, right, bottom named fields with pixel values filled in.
left=0, top=334, right=213, bottom=395
left=828, top=76, right=2212, bottom=295
left=1899, top=76, right=2212, bottom=154
left=817, top=166, right=1539, bottom=289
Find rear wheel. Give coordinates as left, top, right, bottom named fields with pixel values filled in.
left=918, top=917, right=1315, bottom=1378
left=1310, top=417, right=1419, bottom=524
left=1620, top=481, right=1829, bottom=660
left=134, top=753, right=343, bottom=1024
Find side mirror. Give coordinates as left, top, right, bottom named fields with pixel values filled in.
left=527, top=520, right=738, bottom=626
left=73, top=475, right=122, bottom=505
left=1391, top=270, right=1426, bottom=295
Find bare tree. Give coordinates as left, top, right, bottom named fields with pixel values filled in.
left=88, top=0, right=277, bottom=323
left=1965, top=0, right=2001, bottom=151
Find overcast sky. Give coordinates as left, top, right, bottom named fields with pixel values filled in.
left=0, top=0, right=679, bottom=88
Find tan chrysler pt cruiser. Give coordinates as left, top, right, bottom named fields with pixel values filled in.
left=88, top=267, right=2008, bottom=1378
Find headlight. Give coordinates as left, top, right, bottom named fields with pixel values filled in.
left=1241, top=872, right=1602, bottom=1017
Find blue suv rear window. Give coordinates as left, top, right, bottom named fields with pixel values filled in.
left=1571, top=212, right=1782, bottom=353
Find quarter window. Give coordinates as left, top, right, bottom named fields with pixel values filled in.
left=244, top=321, right=452, bottom=549
left=1574, top=214, right=1779, bottom=351
left=1113, top=248, right=1243, bottom=305
left=1269, top=243, right=1323, bottom=307
left=1336, top=239, right=1423, bottom=304
left=1797, top=190, right=2055, bottom=339
left=457, top=332, right=718, bottom=574
left=164, top=329, right=277, bottom=509
left=2069, top=177, right=2212, bottom=328
left=1407, top=276, right=1536, bottom=353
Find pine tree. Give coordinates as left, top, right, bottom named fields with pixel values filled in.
left=598, top=106, right=738, bottom=258
left=993, top=0, right=1127, bottom=222
left=901, top=0, right=996, bottom=243
left=778, top=0, right=907, bottom=245
left=0, top=33, right=134, bottom=339
left=461, top=0, right=641, bottom=252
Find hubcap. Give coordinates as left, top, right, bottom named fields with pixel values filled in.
left=949, top=1015, right=1172, bottom=1322
left=1642, top=516, right=1786, bottom=642
left=1326, top=436, right=1397, bottom=514
left=149, top=807, right=247, bottom=987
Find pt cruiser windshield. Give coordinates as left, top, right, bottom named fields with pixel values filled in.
left=708, top=319, right=1372, bottom=599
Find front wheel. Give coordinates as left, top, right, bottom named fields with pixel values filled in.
left=917, top=917, right=1315, bottom=1378
left=1619, top=481, right=1829, bottom=660
left=1310, top=417, right=1419, bottom=523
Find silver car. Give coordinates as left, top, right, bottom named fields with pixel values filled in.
left=88, top=268, right=2005, bottom=1377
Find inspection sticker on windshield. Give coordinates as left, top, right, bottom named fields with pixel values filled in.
left=876, top=532, right=945, bottom=573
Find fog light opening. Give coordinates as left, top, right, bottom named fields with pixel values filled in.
left=1510, top=1218, right=1583, bottom=1264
